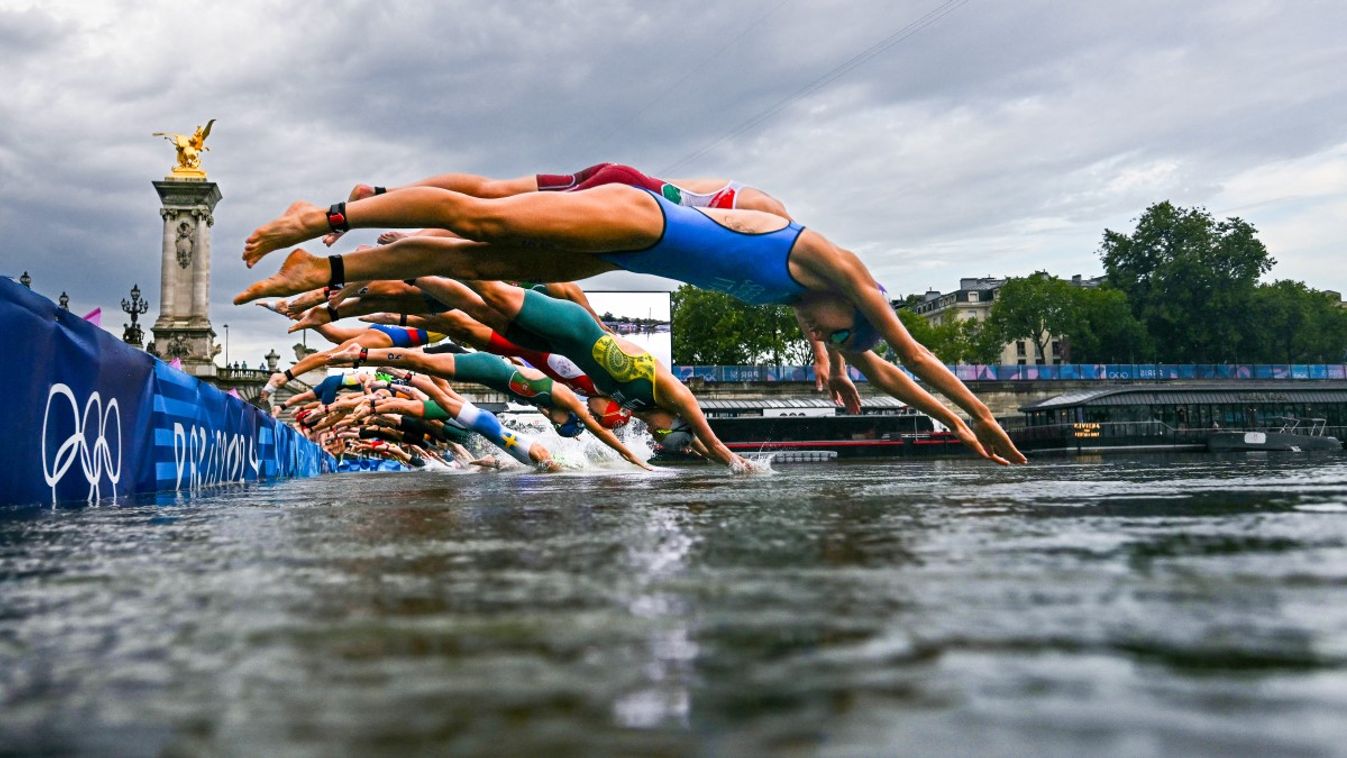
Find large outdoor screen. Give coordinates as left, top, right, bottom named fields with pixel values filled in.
left=585, top=291, right=672, bottom=367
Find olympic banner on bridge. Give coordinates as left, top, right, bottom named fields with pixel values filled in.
left=0, top=278, right=333, bottom=507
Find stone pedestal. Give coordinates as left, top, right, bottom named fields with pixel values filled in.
left=151, top=178, right=222, bottom=378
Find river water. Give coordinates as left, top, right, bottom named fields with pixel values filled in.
left=3, top=453, right=1347, bottom=757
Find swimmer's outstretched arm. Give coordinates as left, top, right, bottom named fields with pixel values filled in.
left=846, top=316, right=1024, bottom=465
left=847, top=351, right=1005, bottom=465
left=656, top=378, right=746, bottom=469
left=366, top=397, right=425, bottom=418
left=361, top=312, right=434, bottom=328
left=797, top=244, right=1026, bottom=465
left=550, top=384, right=654, bottom=471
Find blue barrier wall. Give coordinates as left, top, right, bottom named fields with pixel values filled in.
left=674, top=362, right=1347, bottom=383
left=1, top=279, right=334, bottom=506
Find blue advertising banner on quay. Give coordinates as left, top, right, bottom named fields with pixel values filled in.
left=675, top=362, right=1347, bottom=383
left=0, top=278, right=333, bottom=507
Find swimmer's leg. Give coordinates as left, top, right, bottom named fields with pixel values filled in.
left=453, top=401, right=554, bottom=470
left=243, top=183, right=659, bottom=266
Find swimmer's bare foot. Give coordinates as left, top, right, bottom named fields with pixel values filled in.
left=325, top=343, right=364, bottom=366
left=260, top=372, right=286, bottom=397
left=255, top=300, right=291, bottom=318
left=322, top=185, right=380, bottom=246
left=244, top=201, right=326, bottom=267
left=286, top=288, right=332, bottom=314
left=234, top=248, right=330, bottom=304
left=288, top=305, right=332, bottom=333
left=378, top=231, right=408, bottom=245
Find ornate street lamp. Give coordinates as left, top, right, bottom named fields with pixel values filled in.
left=19, top=271, right=31, bottom=289
left=121, top=283, right=149, bottom=347
left=223, top=323, right=230, bottom=367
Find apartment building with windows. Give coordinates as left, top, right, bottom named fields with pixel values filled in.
left=898, top=275, right=1104, bottom=365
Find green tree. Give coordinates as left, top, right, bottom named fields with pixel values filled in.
left=671, top=285, right=812, bottom=365
left=986, top=272, right=1078, bottom=363
left=960, top=317, right=1005, bottom=364
left=1100, top=202, right=1274, bottom=362
left=671, top=287, right=755, bottom=364
left=1066, top=286, right=1151, bottom=362
left=1246, top=280, right=1347, bottom=363
left=896, top=309, right=1000, bottom=364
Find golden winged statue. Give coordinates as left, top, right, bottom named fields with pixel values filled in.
left=152, top=119, right=215, bottom=178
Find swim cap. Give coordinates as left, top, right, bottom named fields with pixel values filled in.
left=556, top=411, right=584, bottom=438
left=596, top=399, right=632, bottom=429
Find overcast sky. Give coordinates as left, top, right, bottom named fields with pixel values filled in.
left=2, top=0, right=1345, bottom=365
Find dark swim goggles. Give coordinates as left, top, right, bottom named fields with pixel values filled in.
left=827, top=328, right=852, bottom=347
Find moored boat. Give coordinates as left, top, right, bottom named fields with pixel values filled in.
left=1207, top=417, right=1343, bottom=452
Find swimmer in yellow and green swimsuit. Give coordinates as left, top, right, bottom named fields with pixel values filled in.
left=452, top=281, right=747, bottom=469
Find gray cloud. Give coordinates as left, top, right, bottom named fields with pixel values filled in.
left=2, top=0, right=1345, bottom=362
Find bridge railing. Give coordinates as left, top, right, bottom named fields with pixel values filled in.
left=673, top=363, right=1347, bottom=383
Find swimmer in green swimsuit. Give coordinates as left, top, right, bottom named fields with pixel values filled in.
left=443, top=281, right=747, bottom=469
left=324, top=344, right=653, bottom=471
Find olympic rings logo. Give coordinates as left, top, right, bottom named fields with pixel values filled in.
left=41, top=383, right=122, bottom=504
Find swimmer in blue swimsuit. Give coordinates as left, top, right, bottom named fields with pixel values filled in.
left=238, top=183, right=1026, bottom=465
left=312, top=164, right=840, bottom=399
left=267, top=165, right=849, bottom=404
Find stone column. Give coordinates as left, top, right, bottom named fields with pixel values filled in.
left=190, top=205, right=213, bottom=327
left=155, top=208, right=177, bottom=325
left=152, top=179, right=222, bottom=378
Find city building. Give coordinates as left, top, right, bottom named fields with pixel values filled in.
left=897, top=274, right=1104, bottom=365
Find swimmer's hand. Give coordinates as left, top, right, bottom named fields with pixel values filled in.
left=827, top=374, right=862, bottom=415
left=730, top=455, right=772, bottom=474
left=968, top=417, right=1027, bottom=466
